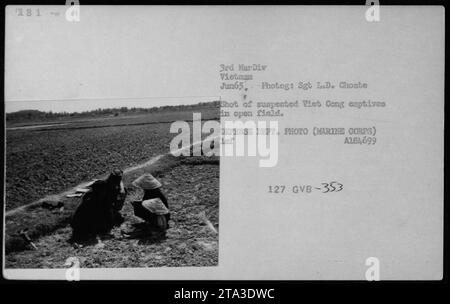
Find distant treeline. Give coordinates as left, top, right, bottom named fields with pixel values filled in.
left=6, top=101, right=220, bottom=123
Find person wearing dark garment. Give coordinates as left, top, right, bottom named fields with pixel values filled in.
left=131, top=173, right=170, bottom=230
left=112, top=177, right=127, bottom=226
left=70, top=169, right=126, bottom=241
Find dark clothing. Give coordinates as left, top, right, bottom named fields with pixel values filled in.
left=131, top=200, right=168, bottom=230
left=142, top=188, right=170, bottom=223
left=112, top=182, right=127, bottom=225
left=71, top=170, right=125, bottom=240
left=71, top=181, right=114, bottom=239
left=143, top=188, right=168, bottom=208
left=131, top=188, right=170, bottom=230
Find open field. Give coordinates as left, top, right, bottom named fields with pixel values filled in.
left=6, top=107, right=219, bottom=130
left=4, top=105, right=220, bottom=268
left=6, top=156, right=219, bottom=268
left=6, top=106, right=219, bottom=211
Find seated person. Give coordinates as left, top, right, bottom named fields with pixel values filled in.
left=131, top=173, right=170, bottom=230
left=70, top=169, right=126, bottom=241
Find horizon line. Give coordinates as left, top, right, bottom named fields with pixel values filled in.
left=5, top=100, right=221, bottom=114
left=5, top=95, right=222, bottom=103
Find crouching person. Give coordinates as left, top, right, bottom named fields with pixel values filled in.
left=70, top=169, right=126, bottom=242
left=131, top=173, right=170, bottom=231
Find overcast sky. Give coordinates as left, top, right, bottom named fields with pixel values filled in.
left=6, top=6, right=441, bottom=115
left=5, top=6, right=234, bottom=113
left=7, top=5, right=373, bottom=113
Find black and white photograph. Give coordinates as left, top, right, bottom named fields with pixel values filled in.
left=2, top=4, right=445, bottom=283
left=4, top=5, right=220, bottom=271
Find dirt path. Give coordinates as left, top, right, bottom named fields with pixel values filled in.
left=6, top=136, right=215, bottom=217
